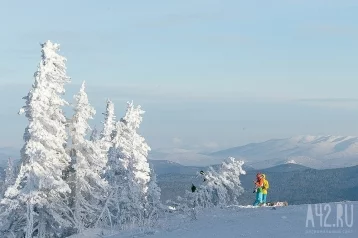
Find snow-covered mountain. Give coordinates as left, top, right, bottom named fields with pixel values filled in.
left=210, top=135, right=358, bottom=169
left=260, top=163, right=311, bottom=173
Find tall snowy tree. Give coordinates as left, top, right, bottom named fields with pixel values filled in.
left=145, top=168, right=162, bottom=226
left=99, top=99, right=116, bottom=152
left=97, top=99, right=116, bottom=185
left=69, top=82, right=108, bottom=232
left=96, top=120, right=128, bottom=229
left=0, top=40, right=74, bottom=238
left=98, top=101, right=161, bottom=229
left=122, top=102, right=151, bottom=191
left=117, top=102, right=151, bottom=226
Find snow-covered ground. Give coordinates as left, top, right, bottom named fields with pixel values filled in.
left=69, top=201, right=358, bottom=238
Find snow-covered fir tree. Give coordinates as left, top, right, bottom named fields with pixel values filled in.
left=69, top=82, right=108, bottom=233
left=99, top=101, right=161, bottom=229
left=97, top=99, right=116, bottom=186
left=118, top=102, right=152, bottom=226
left=0, top=40, right=74, bottom=238
left=0, top=158, right=16, bottom=199
left=96, top=121, right=129, bottom=229
left=145, top=168, right=162, bottom=226
left=93, top=123, right=119, bottom=229
left=99, top=99, right=116, bottom=152
left=178, top=157, right=246, bottom=213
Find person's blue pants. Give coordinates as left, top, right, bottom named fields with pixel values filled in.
left=262, top=194, right=267, bottom=203
left=253, top=192, right=263, bottom=206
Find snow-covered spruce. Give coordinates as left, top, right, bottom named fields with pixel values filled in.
left=99, top=101, right=162, bottom=230
left=177, top=157, right=246, bottom=214
left=96, top=99, right=116, bottom=187
left=99, top=99, right=116, bottom=152
left=145, top=168, right=162, bottom=227
left=0, top=40, right=73, bottom=238
left=68, top=82, right=108, bottom=233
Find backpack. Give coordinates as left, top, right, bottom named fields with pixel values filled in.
left=263, top=179, right=269, bottom=190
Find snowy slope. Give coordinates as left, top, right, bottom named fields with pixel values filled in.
left=210, top=135, right=358, bottom=169
left=68, top=201, right=358, bottom=238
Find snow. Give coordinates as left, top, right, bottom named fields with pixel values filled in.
left=285, top=159, right=298, bottom=164
left=68, top=201, right=358, bottom=238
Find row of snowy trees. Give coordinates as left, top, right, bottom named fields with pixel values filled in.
left=0, top=41, right=161, bottom=238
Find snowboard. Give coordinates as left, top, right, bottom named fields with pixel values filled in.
left=261, top=201, right=288, bottom=207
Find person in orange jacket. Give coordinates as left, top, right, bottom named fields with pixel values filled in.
left=253, top=173, right=264, bottom=206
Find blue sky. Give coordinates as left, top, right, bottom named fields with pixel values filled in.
left=0, top=0, right=358, bottom=151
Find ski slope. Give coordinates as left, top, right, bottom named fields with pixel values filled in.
left=69, top=201, right=357, bottom=238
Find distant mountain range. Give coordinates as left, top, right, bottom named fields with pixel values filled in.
left=149, top=135, right=358, bottom=169
left=209, top=135, right=358, bottom=169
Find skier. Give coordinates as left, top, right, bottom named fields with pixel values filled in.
left=261, top=174, right=269, bottom=205
left=253, top=173, right=264, bottom=206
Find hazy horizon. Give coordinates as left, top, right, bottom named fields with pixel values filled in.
left=1, top=0, right=358, bottom=152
